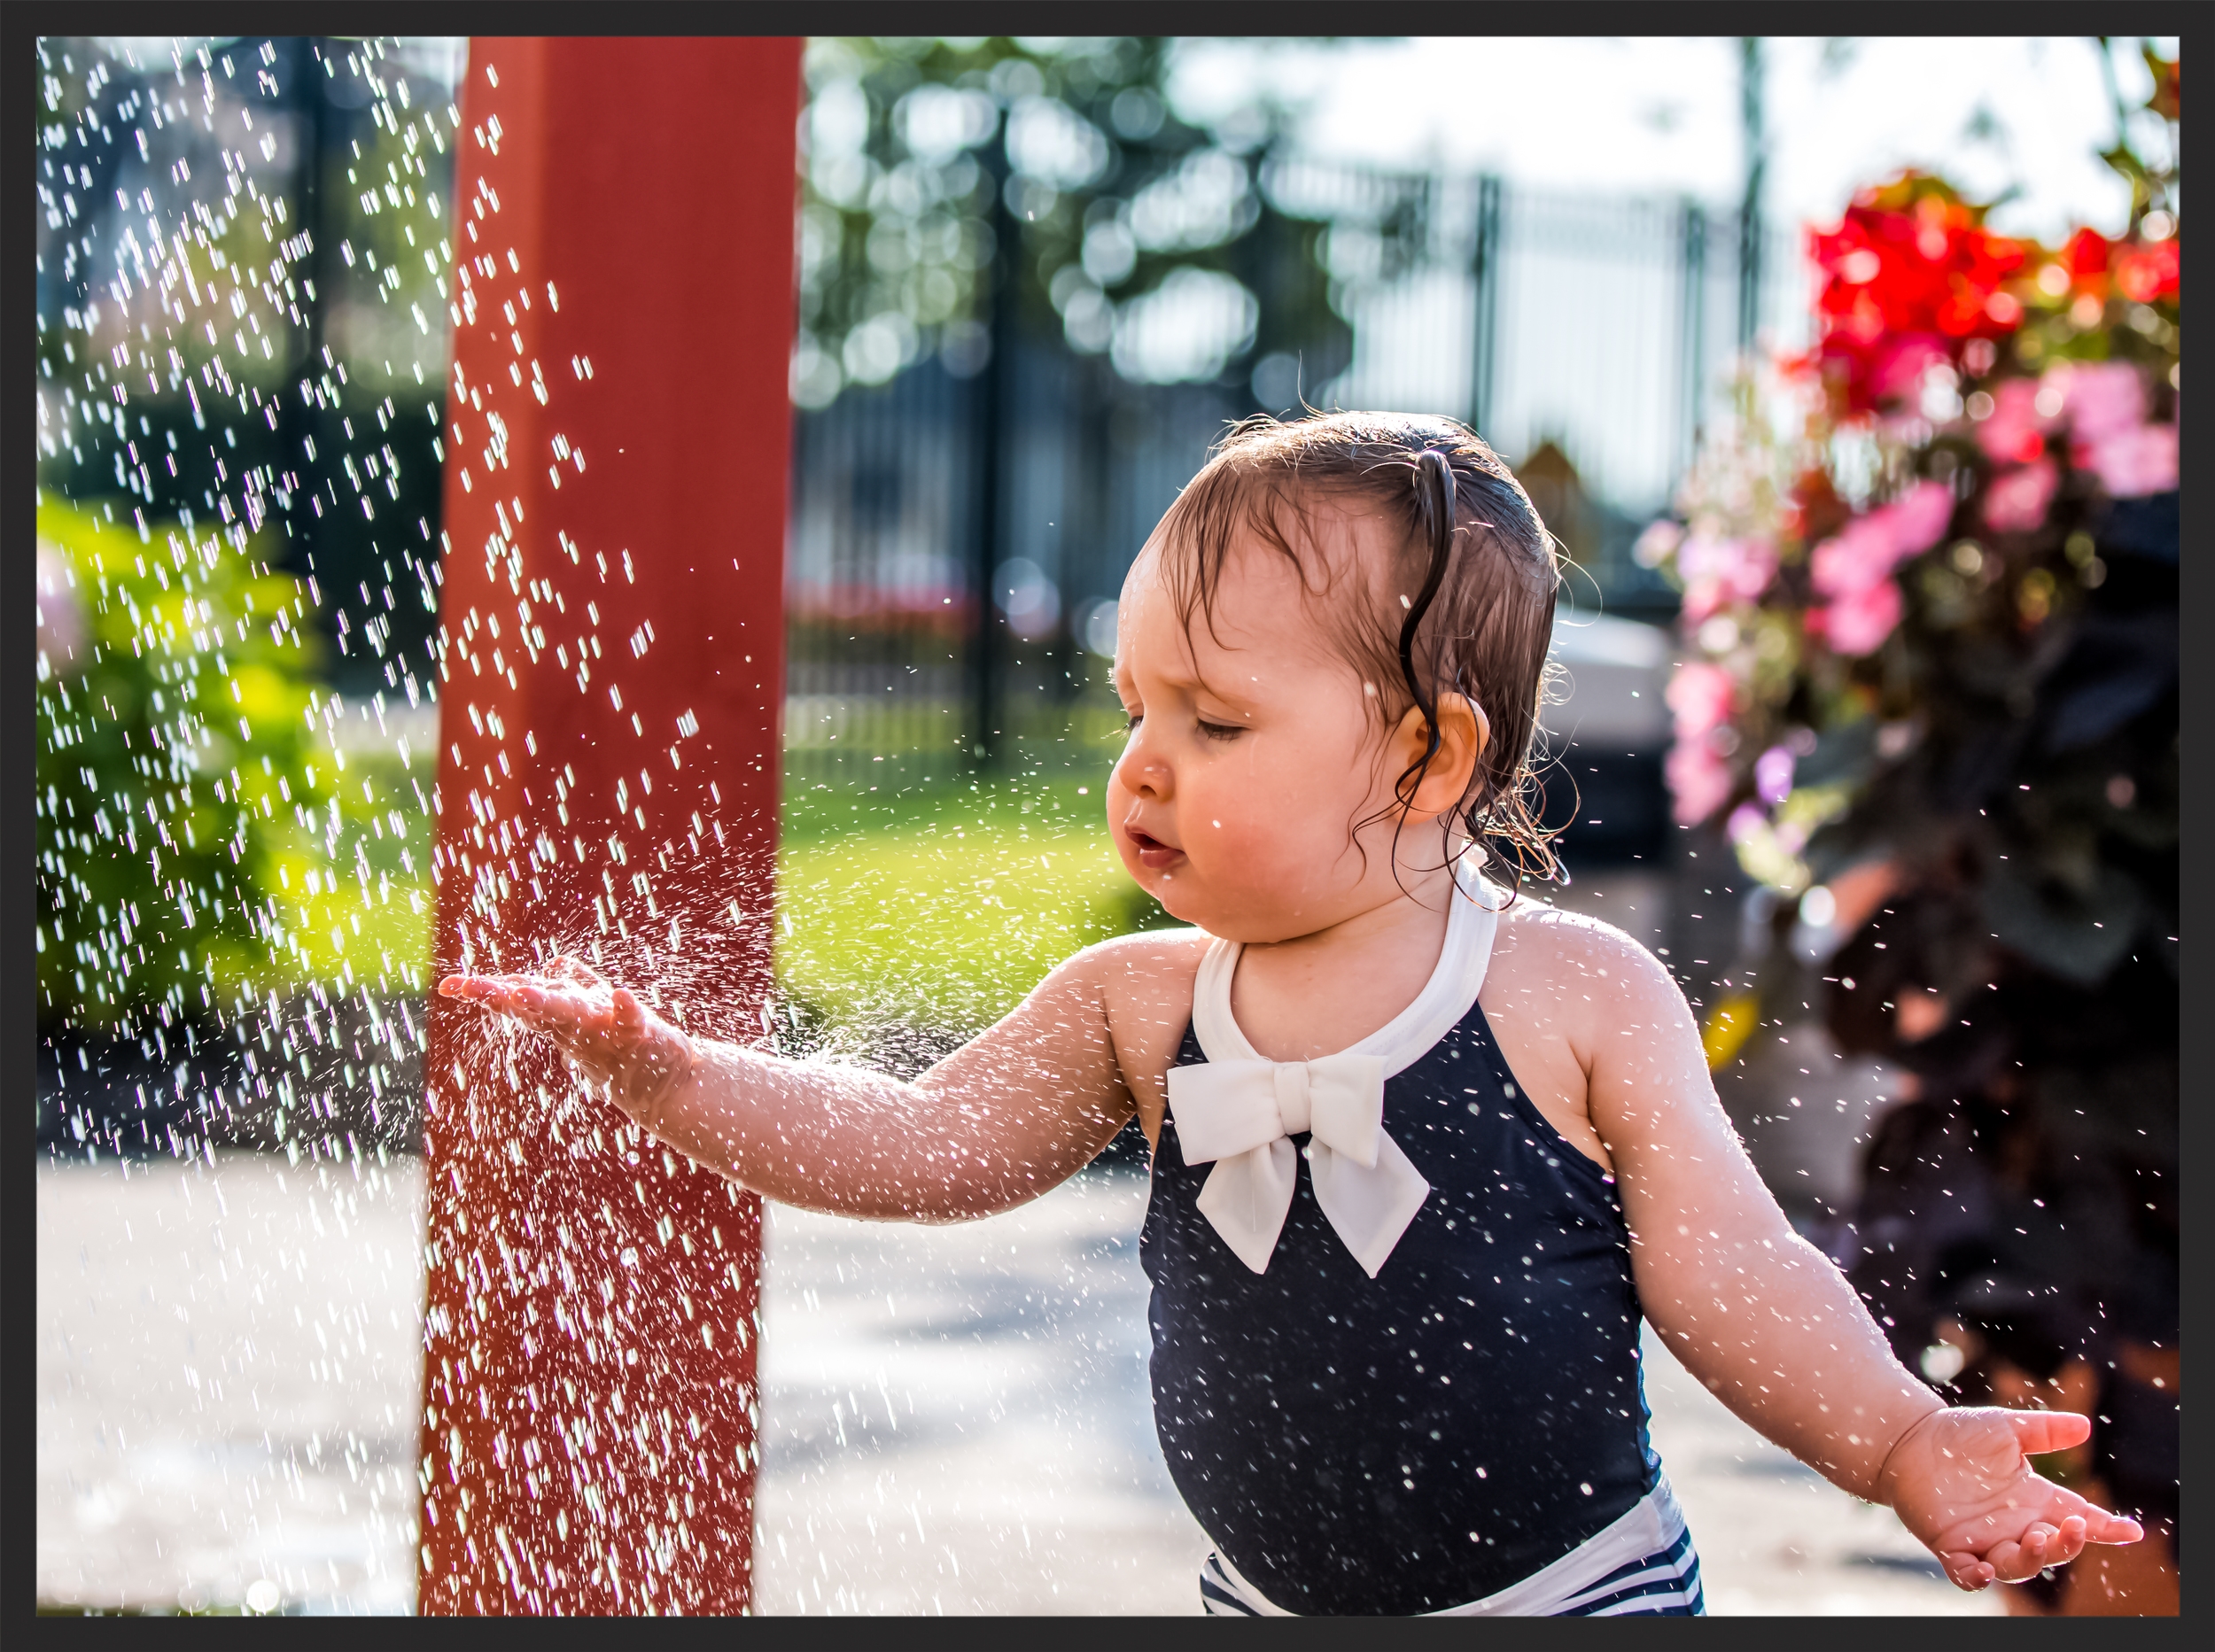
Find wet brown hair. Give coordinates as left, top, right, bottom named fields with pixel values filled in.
left=1146, top=409, right=1566, bottom=888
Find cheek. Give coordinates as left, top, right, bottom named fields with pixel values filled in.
left=1193, top=741, right=1366, bottom=863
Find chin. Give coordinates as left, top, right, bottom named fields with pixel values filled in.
left=1127, top=863, right=1185, bottom=915
left=1150, top=881, right=1204, bottom=926
left=1147, top=876, right=1285, bottom=942
left=1115, top=851, right=1197, bottom=925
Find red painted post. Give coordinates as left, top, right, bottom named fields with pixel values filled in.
left=416, top=37, right=801, bottom=1615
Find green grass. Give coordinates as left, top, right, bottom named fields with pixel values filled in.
left=174, top=709, right=1164, bottom=1038
left=775, top=737, right=1170, bottom=1038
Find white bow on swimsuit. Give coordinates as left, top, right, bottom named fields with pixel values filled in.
left=1166, top=854, right=1505, bottom=1278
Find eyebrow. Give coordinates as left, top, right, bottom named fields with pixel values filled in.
left=1128, top=657, right=1257, bottom=716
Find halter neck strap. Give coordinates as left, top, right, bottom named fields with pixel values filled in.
left=1190, top=854, right=1505, bottom=1080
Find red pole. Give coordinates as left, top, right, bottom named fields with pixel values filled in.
left=416, top=37, right=800, bottom=1615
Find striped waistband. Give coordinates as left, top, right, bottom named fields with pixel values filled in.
left=1199, top=1477, right=1704, bottom=1617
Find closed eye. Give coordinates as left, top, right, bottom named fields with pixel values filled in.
left=1196, top=718, right=1243, bottom=742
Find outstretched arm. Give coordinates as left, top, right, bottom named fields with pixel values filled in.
left=1583, top=936, right=2141, bottom=1589
left=439, top=941, right=1154, bottom=1222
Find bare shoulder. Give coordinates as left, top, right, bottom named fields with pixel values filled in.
left=1064, top=926, right=1212, bottom=1142
left=1067, top=925, right=1212, bottom=1017
left=1485, top=895, right=1693, bottom=1058
left=1489, top=894, right=1676, bottom=992
left=1074, top=923, right=1215, bottom=975
left=1479, top=894, right=1708, bottom=1172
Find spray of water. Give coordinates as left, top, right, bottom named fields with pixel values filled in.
left=35, top=33, right=464, bottom=1614
left=36, top=30, right=1156, bottom=1616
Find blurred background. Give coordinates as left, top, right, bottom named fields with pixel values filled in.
left=35, top=34, right=2175, bottom=1616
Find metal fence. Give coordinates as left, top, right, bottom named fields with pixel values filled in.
left=785, top=164, right=1814, bottom=776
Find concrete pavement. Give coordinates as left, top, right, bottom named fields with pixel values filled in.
left=38, top=1150, right=1997, bottom=1616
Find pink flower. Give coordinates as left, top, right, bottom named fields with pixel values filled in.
left=1753, top=744, right=1797, bottom=806
left=1975, top=378, right=2055, bottom=465
left=1718, top=539, right=1779, bottom=605
left=35, top=539, right=85, bottom=666
left=1666, top=660, right=1737, bottom=740
left=1821, top=577, right=1906, bottom=657
left=1810, top=481, right=1955, bottom=602
left=1633, top=518, right=1685, bottom=568
left=2057, top=361, right=2146, bottom=445
left=1667, top=739, right=1736, bottom=826
left=1810, top=516, right=1891, bottom=599
left=1677, top=533, right=1778, bottom=623
left=2079, top=423, right=2179, bottom=499
left=1888, top=478, right=1958, bottom=559
left=1726, top=801, right=1768, bottom=843
left=1982, top=457, right=2059, bottom=533
left=1869, top=333, right=1949, bottom=406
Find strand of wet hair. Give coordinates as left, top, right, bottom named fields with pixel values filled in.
left=1393, top=447, right=1458, bottom=807
left=1376, top=445, right=1480, bottom=906
left=1395, top=446, right=1568, bottom=901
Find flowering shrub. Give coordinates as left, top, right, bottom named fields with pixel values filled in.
left=1643, top=167, right=2180, bottom=910
left=1639, top=57, right=2179, bottom=1561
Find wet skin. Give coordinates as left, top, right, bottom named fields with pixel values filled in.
left=445, top=520, right=2140, bottom=1593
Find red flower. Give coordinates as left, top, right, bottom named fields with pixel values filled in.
left=2064, top=227, right=2111, bottom=279
left=1806, top=180, right=2027, bottom=414
left=2115, top=237, right=2180, bottom=304
left=2055, top=227, right=2111, bottom=306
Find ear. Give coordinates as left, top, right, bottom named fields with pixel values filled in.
left=1391, top=693, right=1488, bottom=821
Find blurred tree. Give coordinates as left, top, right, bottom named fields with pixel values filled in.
left=34, top=36, right=460, bottom=698
left=791, top=35, right=1353, bottom=406
left=2095, top=35, right=2180, bottom=233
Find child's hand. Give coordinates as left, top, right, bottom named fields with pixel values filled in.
left=1878, top=1405, right=2144, bottom=1590
left=438, top=954, right=696, bottom=1128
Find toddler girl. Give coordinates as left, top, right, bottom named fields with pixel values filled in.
left=444, top=413, right=2141, bottom=1616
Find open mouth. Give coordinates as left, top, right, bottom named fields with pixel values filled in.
left=1126, top=826, right=1184, bottom=871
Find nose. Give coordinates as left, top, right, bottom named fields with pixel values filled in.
left=1115, top=720, right=1173, bottom=803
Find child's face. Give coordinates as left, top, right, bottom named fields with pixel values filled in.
left=1107, top=520, right=1438, bottom=943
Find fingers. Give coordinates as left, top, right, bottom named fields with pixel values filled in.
left=439, top=969, right=563, bottom=1003
left=2040, top=1516, right=2088, bottom=1571
left=2029, top=1515, right=2091, bottom=1568
left=2060, top=1499, right=2143, bottom=1546
left=2085, top=1510, right=2145, bottom=1546
left=441, top=965, right=613, bottom=1009
left=1940, top=1550, right=1994, bottom=1591
left=1980, top=1536, right=2031, bottom=1583
left=503, top=984, right=606, bottom=1041
left=2006, top=1408, right=2092, bottom=1456
left=437, top=971, right=618, bottom=1043
left=1983, top=1522, right=2076, bottom=1584
left=2027, top=1483, right=2145, bottom=1549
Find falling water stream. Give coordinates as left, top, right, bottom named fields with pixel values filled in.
left=35, top=32, right=463, bottom=1615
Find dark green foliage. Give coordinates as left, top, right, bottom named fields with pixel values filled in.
left=36, top=493, right=331, bottom=1032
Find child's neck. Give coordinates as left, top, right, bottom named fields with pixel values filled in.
left=1227, top=859, right=1461, bottom=1065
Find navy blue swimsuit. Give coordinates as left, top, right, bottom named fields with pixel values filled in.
left=1140, top=995, right=1660, bottom=1616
